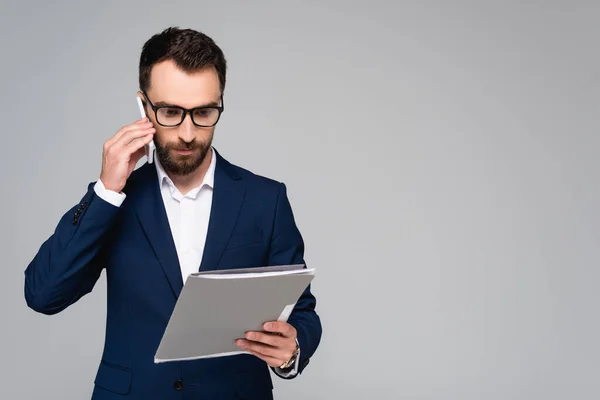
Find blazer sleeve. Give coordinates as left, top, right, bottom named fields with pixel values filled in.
left=24, top=182, right=121, bottom=315
left=267, top=182, right=322, bottom=377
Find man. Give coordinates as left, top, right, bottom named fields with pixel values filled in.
left=24, top=27, right=321, bottom=399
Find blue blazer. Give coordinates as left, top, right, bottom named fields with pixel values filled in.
left=24, top=149, right=322, bottom=399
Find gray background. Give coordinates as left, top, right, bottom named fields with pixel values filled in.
left=1, top=1, right=598, bottom=399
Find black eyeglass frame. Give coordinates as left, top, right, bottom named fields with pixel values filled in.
left=141, top=90, right=225, bottom=127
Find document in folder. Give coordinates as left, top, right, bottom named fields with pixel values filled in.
left=154, top=264, right=315, bottom=363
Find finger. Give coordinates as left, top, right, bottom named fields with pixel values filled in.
left=263, top=321, right=295, bottom=338
left=125, top=132, right=154, bottom=156
left=245, top=331, right=286, bottom=348
left=236, top=339, right=280, bottom=359
left=105, top=121, right=148, bottom=149
left=106, top=119, right=152, bottom=148
left=243, top=348, right=282, bottom=368
left=106, top=119, right=148, bottom=143
left=114, top=126, right=155, bottom=150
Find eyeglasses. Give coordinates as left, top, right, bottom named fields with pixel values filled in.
left=141, top=91, right=224, bottom=127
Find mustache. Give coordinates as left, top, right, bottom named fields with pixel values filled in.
left=168, top=142, right=200, bottom=151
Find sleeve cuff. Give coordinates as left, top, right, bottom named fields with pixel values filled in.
left=94, top=179, right=126, bottom=207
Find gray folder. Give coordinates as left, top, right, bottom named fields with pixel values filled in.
left=154, top=264, right=315, bottom=363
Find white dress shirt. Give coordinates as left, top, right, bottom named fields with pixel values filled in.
left=93, top=147, right=299, bottom=377
left=155, top=148, right=215, bottom=284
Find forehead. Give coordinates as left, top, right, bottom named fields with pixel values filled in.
left=148, top=59, right=221, bottom=107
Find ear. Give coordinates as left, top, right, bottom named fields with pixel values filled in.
left=137, top=90, right=152, bottom=119
left=136, top=90, right=146, bottom=105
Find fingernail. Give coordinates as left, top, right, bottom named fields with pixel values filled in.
left=265, top=323, right=272, bottom=330
left=247, top=332, right=255, bottom=340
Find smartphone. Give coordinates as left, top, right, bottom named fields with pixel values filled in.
left=136, top=95, right=155, bottom=164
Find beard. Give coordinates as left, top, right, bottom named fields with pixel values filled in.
left=154, top=135, right=213, bottom=176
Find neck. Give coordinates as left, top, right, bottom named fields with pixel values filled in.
left=165, top=148, right=213, bottom=194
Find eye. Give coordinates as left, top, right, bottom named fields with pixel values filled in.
left=194, top=109, right=212, bottom=117
left=163, top=108, right=182, bottom=117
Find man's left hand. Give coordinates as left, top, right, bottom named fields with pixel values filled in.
left=236, top=321, right=297, bottom=368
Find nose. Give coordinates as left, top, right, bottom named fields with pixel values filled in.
left=177, top=113, right=196, bottom=143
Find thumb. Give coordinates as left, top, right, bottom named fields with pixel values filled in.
left=128, top=147, right=146, bottom=174
left=131, top=146, right=146, bottom=165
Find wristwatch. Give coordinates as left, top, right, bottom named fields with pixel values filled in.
left=279, top=341, right=300, bottom=369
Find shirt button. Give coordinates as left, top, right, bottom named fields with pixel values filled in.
left=173, top=379, right=183, bottom=391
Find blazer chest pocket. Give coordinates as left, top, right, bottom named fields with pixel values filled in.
left=226, top=228, right=264, bottom=250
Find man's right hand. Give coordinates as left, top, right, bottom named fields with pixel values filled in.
left=99, top=118, right=155, bottom=193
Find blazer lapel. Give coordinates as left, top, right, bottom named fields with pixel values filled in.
left=199, top=150, right=245, bottom=272
left=131, top=163, right=184, bottom=298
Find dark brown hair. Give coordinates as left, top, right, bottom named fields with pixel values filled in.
left=138, top=27, right=227, bottom=93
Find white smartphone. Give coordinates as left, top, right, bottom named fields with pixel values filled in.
left=136, top=95, right=155, bottom=164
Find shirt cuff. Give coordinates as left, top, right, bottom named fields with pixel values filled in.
left=94, top=179, right=126, bottom=207
left=273, top=340, right=300, bottom=378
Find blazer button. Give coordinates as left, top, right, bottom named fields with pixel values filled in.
left=173, top=380, right=183, bottom=391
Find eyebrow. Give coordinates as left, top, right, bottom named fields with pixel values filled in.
left=155, top=99, right=221, bottom=108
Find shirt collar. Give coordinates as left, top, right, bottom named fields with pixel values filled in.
left=154, top=146, right=217, bottom=199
